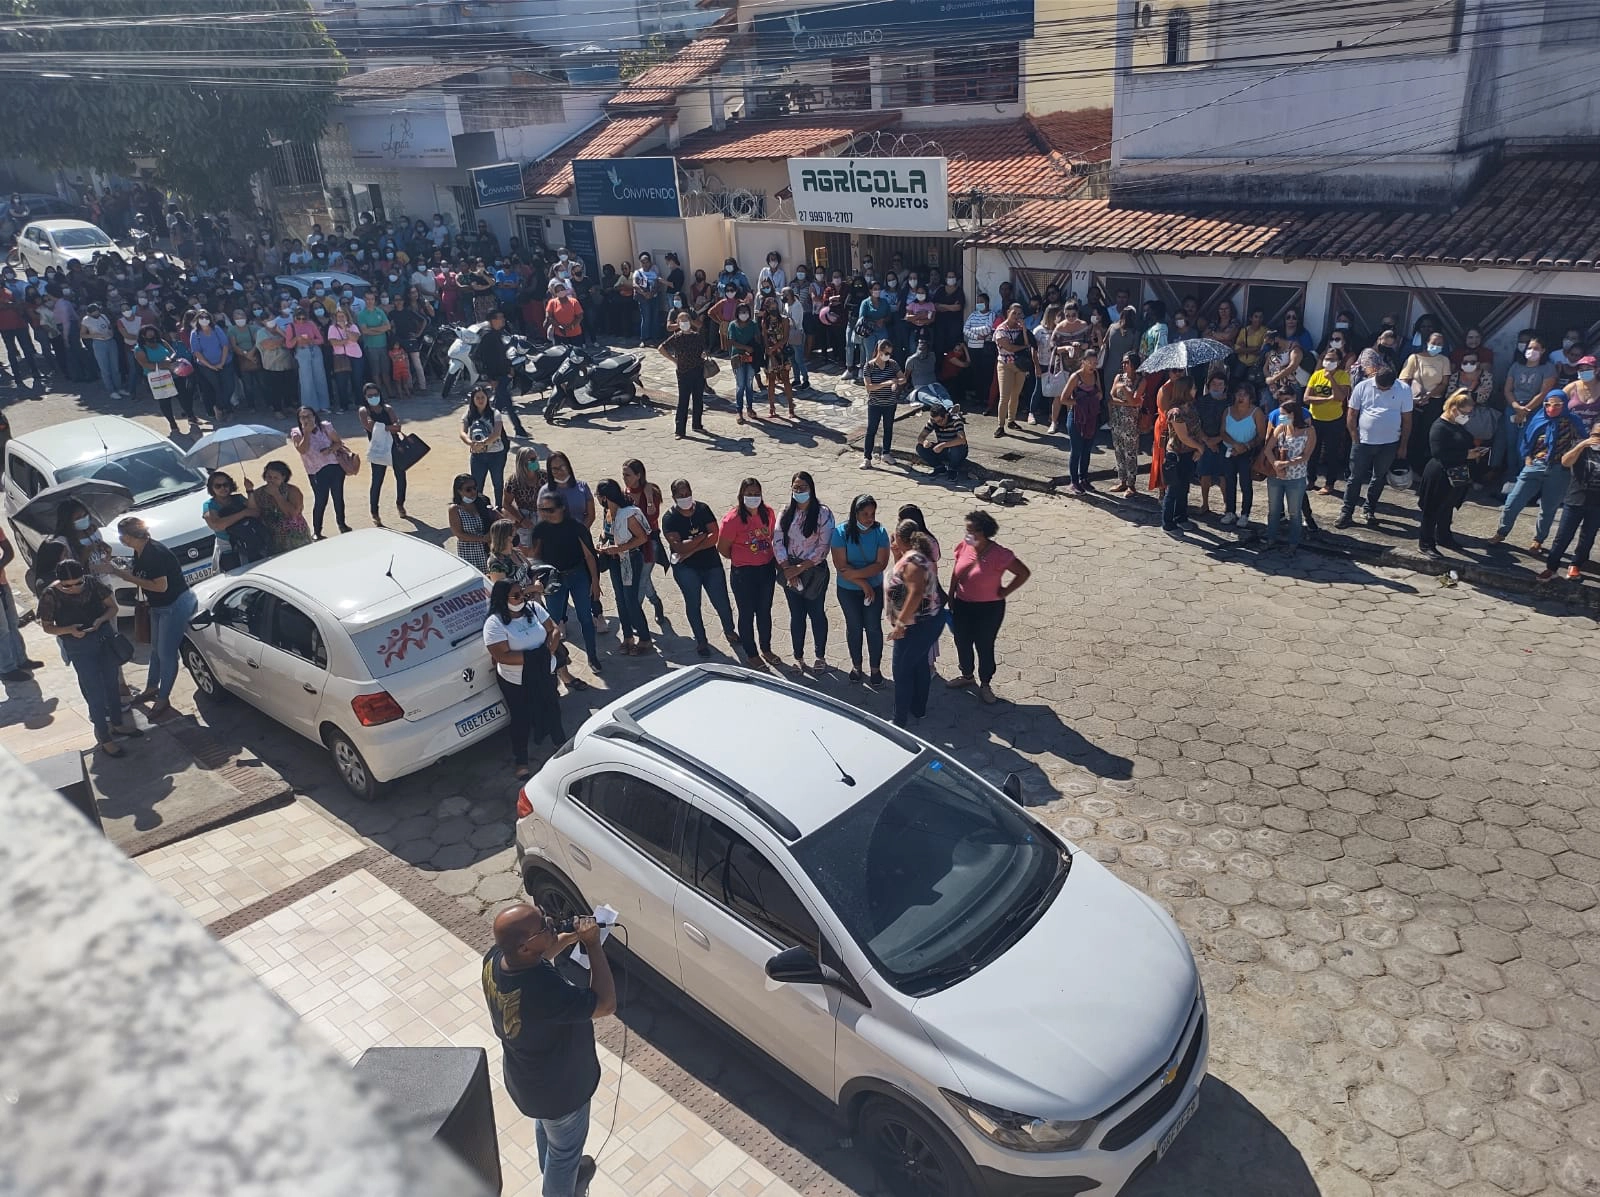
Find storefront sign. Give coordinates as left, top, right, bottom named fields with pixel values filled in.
left=346, top=109, right=456, bottom=167
left=572, top=157, right=681, bottom=218
left=787, top=156, right=949, bottom=232
left=754, top=0, right=1033, bottom=55
left=471, top=162, right=526, bottom=207
left=561, top=220, right=601, bottom=283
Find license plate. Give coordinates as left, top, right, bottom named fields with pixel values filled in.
left=183, top=562, right=216, bottom=582
left=456, top=701, right=505, bottom=737
left=1157, top=1093, right=1199, bottom=1160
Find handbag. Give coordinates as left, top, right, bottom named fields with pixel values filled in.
left=133, top=600, right=152, bottom=645
left=147, top=368, right=178, bottom=401
left=797, top=562, right=830, bottom=601
left=702, top=356, right=720, bottom=379
left=172, top=358, right=194, bottom=378
left=106, top=625, right=136, bottom=665
left=392, top=432, right=431, bottom=471
left=336, top=445, right=362, bottom=476
left=1445, top=464, right=1471, bottom=486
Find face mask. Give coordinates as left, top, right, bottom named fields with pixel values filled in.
left=1208, top=385, right=1225, bottom=397
left=1564, top=338, right=1578, bottom=349
left=977, top=303, right=989, bottom=314
left=743, top=495, right=762, bottom=509
left=678, top=318, right=692, bottom=332
left=1527, top=349, right=1541, bottom=363
left=1427, top=344, right=1443, bottom=356
left=1450, top=412, right=1471, bottom=425
left=832, top=277, right=842, bottom=286
left=963, top=533, right=978, bottom=546
left=791, top=491, right=810, bottom=506
left=761, top=286, right=772, bottom=294
left=946, top=276, right=957, bottom=286
left=389, top=274, right=399, bottom=283
left=724, top=264, right=736, bottom=273
left=864, top=274, right=875, bottom=283
left=74, top=516, right=92, bottom=531
left=1517, top=341, right=1529, bottom=352
left=768, top=260, right=779, bottom=269
left=1582, top=371, right=1597, bottom=384
left=366, top=395, right=380, bottom=406
left=507, top=601, right=526, bottom=614
left=856, top=520, right=873, bottom=532
left=915, top=292, right=927, bottom=302
left=1335, top=321, right=1349, bottom=330
left=559, top=270, right=570, bottom=280
left=233, top=316, right=246, bottom=326
left=1461, top=362, right=1478, bottom=373
left=795, top=270, right=806, bottom=280
left=675, top=495, right=694, bottom=510
left=1323, top=358, right=1339, bottom=370
left=122, top=308, right=134, bottom=318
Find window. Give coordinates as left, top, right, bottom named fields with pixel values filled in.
left=1330, top=285, right=1415, bottom=343
left=1542, top=0, right=1600, bottom=48
left=213, top=585, right=269, bottom=638
left=270, top=141, right=325, bottom=190
left=688, top=810, right=819, bottom=951
left=576, top=772, right=687, bottom=873
left=56, top=445, right=205, bottom=508
left=830, top=57, right=870, bottom=112
left=1534, top=298, right=1600, bottom=349
left=269, top=600, right=327, bottom=668
left=933, top=43, right=1020, bottom=105
left=1165, top=8, right=1192, bottom=65
left=1244, top=283, right=1307, bottom=330
left=5, top=454, right=47, bottom=498
left=882, top=56, right=930, bottom=108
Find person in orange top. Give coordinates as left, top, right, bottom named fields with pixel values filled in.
left=544, top=280, right=584, bottom=346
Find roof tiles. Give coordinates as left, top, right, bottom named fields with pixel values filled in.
left=878, top=116, right=1097, bottom=199
left=675, top=113, right=902, bottom=163
left=964, top=157, right=1600, bottom=272
left=607, top=38, right=729, bottom=111
left=521, top=116, right=670, bottom=197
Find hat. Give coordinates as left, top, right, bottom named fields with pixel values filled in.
left=1577, top=355, right=1596, bottom=367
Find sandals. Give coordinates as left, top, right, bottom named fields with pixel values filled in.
left=565, top=677, right=590, bottom=692
left=99, top=740, right=125, bottom=757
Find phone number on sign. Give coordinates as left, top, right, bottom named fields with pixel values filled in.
left=798, top=210, right=854, bottom=225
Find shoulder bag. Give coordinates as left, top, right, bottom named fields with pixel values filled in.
left=336, top=444, right=362, bottom=476
left=392, top=432, right=432, bottom=472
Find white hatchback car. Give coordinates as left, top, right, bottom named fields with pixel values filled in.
left=13, top=219, right=129, bottom=272
left=514, top=665, right=1207, bottom=1197
left=182, top=529, right=507, bottom=799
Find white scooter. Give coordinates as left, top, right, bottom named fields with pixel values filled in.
left=441, top=322, right=535, bottom=400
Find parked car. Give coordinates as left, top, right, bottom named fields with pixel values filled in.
left=2, top=416, right=214, bottom=612
left=11, top=218, right=133, bottom=273
left=273, top=271, right=374, bottom=298
left=1, top=194, right=86, bottom=240
left=514, top=664, right=1207, bottom=1197
left=181, top=529, right=506, bottom=800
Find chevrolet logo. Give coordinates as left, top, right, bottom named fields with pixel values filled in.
left=1162, top=1065, right=1180, bottom=1087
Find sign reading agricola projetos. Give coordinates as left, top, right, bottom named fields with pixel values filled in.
left=786, top=157, right=949, bottom=233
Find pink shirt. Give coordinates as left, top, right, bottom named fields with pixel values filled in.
left=327, top=321, right=363, bottom=357
left=291, top=422, right=340, bottom=472
left=950, top=539, right=1015, bottom=603
left=718, top=506, right=775, bottom=566
left=287, top=319, right=324, bottom=348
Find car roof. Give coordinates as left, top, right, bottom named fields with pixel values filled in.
left=242, top=529, right=481, bottom=628
left=276, top=271, right=369, bottom=288
left=27, top=219, right=104, bottom=233
left=10, top=416, right=169, bottom=468
left=627, top=668, right=920, bottom=838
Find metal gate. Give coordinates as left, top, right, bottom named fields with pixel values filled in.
left=858, top=234, right=961, bottom=279
left=803, top=230, right=851, bottom=276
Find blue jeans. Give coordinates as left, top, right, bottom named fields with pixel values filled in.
left=61, top=625, right=122, bottom=737
left=549, top=564, right=599, bottom=663
left=296, top=345, right=329, bottom=408
left=1547, top=503, right=1600, bottom=571
left=148, top=588, right=198, bottom=701
left=672, top=562, right=735, bottom=645
left=1340, top=439, right=1399, bottom=519
left=1499, top=409, right=1525, bottom=475
left=733, top=362, right=757, bottom=414
left=1497, top=461, right=1569, bottom=543
left=470, top=448, right=508, bottom=509
left=891, top=615, right=943, bottom=725
left=845, top=333, right=864, bottom=375
left=1220, top=453, right=1254, bottom=518
left=836, top=584, right=883, bottom=672
left=1161, top=451, right=1196, bottom=529
left=916, top=442, right=969, bottom=476
left=790, top=345, right=809, bottom=388
left=1067, top=409, right=1094, bottom=485
left=91, top=337, right=123, bottom=392
left=0, top=584, right=27, bottom=673
left=607, top=552, right=650, bottom=642
left=1266, top=476, right=1308, bottom=547
left=637, top=294, right=662, bottom=343
left=534, top=1101, right=591, bottom=1197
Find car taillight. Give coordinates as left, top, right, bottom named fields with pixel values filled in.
left=516, top=788, right=533, bottom=818
left=351, top=691, right=405, bottom=726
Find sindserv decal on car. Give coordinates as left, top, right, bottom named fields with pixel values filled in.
left=353, top=582, right=489, bottom=677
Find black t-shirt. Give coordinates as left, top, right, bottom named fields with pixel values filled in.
left=527, top=516, right=593, bottom=573
left=1565, top=444, right=1600, bottom=508
left=478, top=326, right=512, bottom=377
left=661, top=501, right=720, bottom=570
left=481, top=949, right=599, bottom=1119
left=132, top=539, right=188, bottom=609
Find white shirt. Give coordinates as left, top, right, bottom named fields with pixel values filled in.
left=81, top=313, right=113, bottom=341
left=429, top=223, right=450, bottom=248
left=411, top=268, right=437, bottom=295
left=758, top=265, right=787, bottom=293
left=1348, top=379, right=1413, bottom=445
left=365, top=406, right=394, bottom=466
left=482, top=605, right=551, bottom=684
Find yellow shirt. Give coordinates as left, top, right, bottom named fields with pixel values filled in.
left=1304, top=367, right=1349, bottom=422
left=1235, top=325, right=1267, bottom=365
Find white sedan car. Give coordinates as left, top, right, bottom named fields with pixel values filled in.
left=515, top=665, right=1206, bottom=1197
left=182, top=530, right=507, bottom=799
left=13, top=219, right=129, bottom=272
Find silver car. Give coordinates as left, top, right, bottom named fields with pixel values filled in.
left=514, top=665, right=1207, bottom=1197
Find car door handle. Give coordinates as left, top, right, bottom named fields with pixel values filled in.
left=682, top=922, right=710, bottom=949
left=246, top=659, right=258, bottom=668
left=302, top=682, right=318, bottom=694
left=567, top=844, right=591, bottom=869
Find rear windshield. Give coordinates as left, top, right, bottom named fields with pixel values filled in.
left=350, top=578, right=488, bottom=678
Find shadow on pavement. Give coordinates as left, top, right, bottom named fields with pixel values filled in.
left=1125, top=1075, right=1317, bottom=1197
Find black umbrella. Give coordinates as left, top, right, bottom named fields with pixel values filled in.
left=13, top=478, right=134, bottom=535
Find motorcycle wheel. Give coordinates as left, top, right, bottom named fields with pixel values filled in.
left=441, top=370, right=456, bottom=400
left=542, top=391, right=562, bottom=423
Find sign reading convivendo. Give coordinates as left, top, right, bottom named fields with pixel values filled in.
left=786, top=156, right=949, bottom=232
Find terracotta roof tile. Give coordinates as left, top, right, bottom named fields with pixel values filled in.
left=1027, top=107, right=1113, bottom=164
left=607, top=38, right=729, bottom=111
left=963, top=158, right=1600, bottom=272
left=337, top=64, right=484, bottom=97
left=847, top=118, right=1080, bottom=199
left=521, top=116, right=670, bottom=197
left=675, top=113, right=902, bottom=163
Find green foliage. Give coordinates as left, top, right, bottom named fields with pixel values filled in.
left=0, top=0, right=343, bottom=208
left=619, top=34, right=671, bottom=82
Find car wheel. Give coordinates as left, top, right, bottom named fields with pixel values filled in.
left=181, top=639, right=228, bottom=701
left=325, top=728, right=386, bottom=802
left=857, top=1096, right=976, bottom=1197
left=524, top=867, right=586, bottom=922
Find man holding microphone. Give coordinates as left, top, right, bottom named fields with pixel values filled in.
left=482, top=903, right=616, bottom=1196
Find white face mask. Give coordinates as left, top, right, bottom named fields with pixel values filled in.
left=507, top=601, right=526, bottom=613
left=963, top=533, right=978, bottom=546
left=743, top=495, right=762, bottom=509
left=1449, top=412, right=1471, bottom=425
left=677, top=318, right=692, bottom=332
left=675, top=495, right=694, bottom=510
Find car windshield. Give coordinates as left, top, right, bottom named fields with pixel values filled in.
left=56, top=445, right=206, bottom=508
left=51, top=227, right=113, bottom=250
left=791, top=752, right=1067, bottom=997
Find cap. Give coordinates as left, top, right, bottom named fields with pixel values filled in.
left=1577, top=355, right=1597, bottom=367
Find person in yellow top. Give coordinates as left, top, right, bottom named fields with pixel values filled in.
left=1303, top=349, right=1351, bottom=495
left=1233, top=308, right=1269, bottom=383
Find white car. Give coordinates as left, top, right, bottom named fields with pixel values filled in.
left=274, top=271, right=374, bottom=299
left=514, top=665, right=1207, bottom=1197
left=182, top=529, right=506, bottom=800
left=13, top=219, right=129, bottom=272
left=3, top=416, right=215, bottom=612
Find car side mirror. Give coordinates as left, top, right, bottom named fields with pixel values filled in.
left=1002, top=772, right=1023, bottom=803
left=765, top=945, right=829, bottom=987
left=188, top=608, right=214, bottom=630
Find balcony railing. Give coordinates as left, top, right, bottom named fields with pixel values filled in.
left=744, top=81, right=871, bottom=119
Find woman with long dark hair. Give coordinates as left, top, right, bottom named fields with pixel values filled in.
left=830, top=493, right=889, bottom=684
left=289, top=405, right=350, bottom=539
left=622, top=457, right=667, bottom=626
left=481, top=578, right=565, bottom=781
left=37, top=560, right=141, bottom=757
left=448, top=472, right=497, bottom=572
left=717, top=476, right=778, bottom=664
left=594, top=477, right=654, bottom=656
left=1263, top=396, right=1316, bottom=553
left=773, top=470, right=835, bottom=671
left=885, top=519, right=943, bottom=728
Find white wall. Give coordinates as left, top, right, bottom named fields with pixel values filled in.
left=495, top=93, right=608, bottom=165
left=1463, top=8, right=1600, bottom=147
left=1026, top=0, right=1115, bottom=112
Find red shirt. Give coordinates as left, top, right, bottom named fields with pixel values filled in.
left=718, top=505, right=774, bottom=566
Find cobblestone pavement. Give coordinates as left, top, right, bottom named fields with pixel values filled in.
left=8, top=361, right=1600, bottom=1197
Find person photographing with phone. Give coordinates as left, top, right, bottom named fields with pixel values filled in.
left=483, top=903, right=616, bottom=1197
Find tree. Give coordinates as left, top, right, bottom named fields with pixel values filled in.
left=0, top=0, right=343, bottom=209
left=619, top=34, right=671, bottom=82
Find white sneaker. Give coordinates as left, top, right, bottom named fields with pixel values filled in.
left=1220, top=512, right=1237, bottom=526
left=1501, top=481, right=1516, bottom=496
left=859, top=458, right=873, bottom=469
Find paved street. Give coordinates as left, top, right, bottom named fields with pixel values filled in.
left=7, top=363, right=1600, bottom=1197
